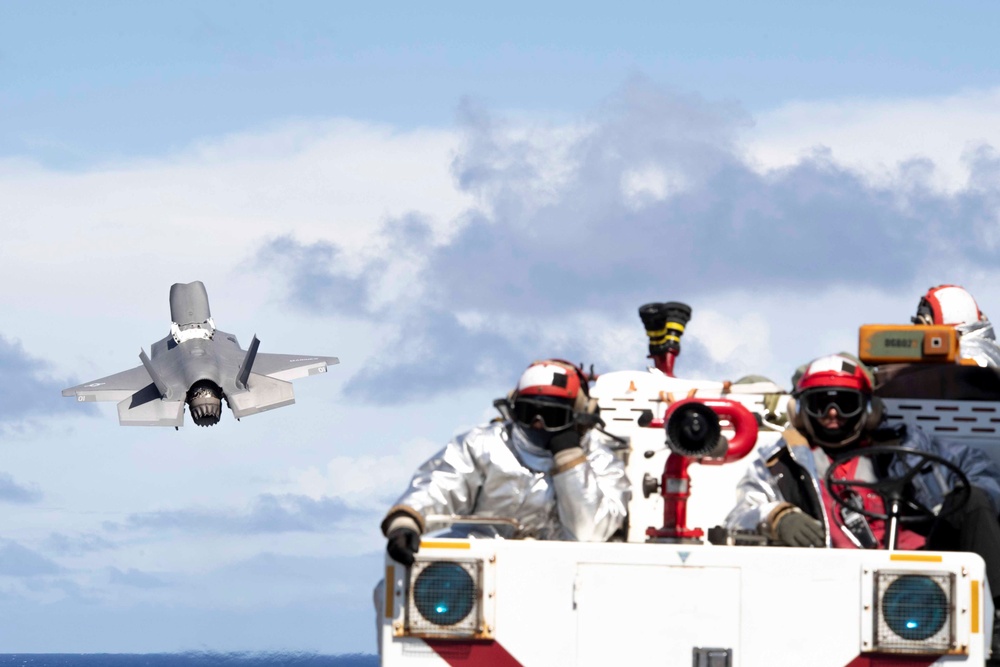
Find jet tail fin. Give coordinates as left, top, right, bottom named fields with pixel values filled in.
left=236, top=335, right=260, bottom=390
left=139, top=349, right=172, bottom=399
left=117, top=384, right=185, bottom=427
left=227, top=373, right=295, bottom=419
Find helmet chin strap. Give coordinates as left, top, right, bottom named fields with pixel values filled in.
left=912, top=297, right=935, bottom=325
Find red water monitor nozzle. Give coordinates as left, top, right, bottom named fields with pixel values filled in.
left=643, top=398, right=758, bottom=542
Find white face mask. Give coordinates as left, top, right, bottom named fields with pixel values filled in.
left=512, top=422, right=553, bottom=450
left=507, top=423, right=556, bottom=473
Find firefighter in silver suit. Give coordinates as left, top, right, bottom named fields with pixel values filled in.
left=913, top=284, right=1000, bottom=368
left=381, top=359, right=630, bottom=565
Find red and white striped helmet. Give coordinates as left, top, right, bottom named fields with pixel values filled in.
left=795, top=354, right=873, bottom=395
left=793, top=354, right=878, bottom=447
left=513, top=359, right=585, bottom=405
left=914, top=285, right=982, bottom=327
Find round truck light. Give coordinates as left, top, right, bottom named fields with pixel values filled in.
left=413, top=562, right=475, bottom=626
left=882, top=575, right=948, bottom=641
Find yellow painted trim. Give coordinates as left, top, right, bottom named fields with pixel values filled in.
left=971, top=580, right=980, bottom=634
left=384, top=565, right=395, bottom=618
left=888, top=553, right=943, bottom=562
left=420, top=540, right=471, bottom=550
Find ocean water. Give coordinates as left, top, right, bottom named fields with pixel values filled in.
left=0, top=655, right=377, bottom=667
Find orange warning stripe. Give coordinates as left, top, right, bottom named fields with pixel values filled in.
left=420, top=540, right=471, bottom=550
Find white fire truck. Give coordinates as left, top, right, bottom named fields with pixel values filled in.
left=378, top=308, right=999, bottom=667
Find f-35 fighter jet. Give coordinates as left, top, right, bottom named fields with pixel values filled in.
left=62, top=281, right=339, bottom=427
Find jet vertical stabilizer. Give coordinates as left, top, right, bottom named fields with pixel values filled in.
left=236, top=335, right=260, bottom=390
left=139, top=348, right=172, bottom=399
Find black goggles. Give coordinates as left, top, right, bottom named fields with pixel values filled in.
left=512, top=398, right=575, bottom=432
left=799, top=388, right=865, bottom=419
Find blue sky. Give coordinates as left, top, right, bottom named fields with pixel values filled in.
left=5, top=1, right=1000, bottom=166
left=3, top=0, right=1000, bottom=655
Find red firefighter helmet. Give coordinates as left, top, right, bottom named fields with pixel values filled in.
left=793, top=354, right=879, bottom=448
left=513, top=359, right=584, bottom=401
left=795, top=354, right=873, bottom=394
left=510, top=359, right=593, bottom=432
left=913, top=285, right=982, bottom=327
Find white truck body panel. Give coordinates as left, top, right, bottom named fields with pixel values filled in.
left=381, top=541, right=993, bottom=666
left=379, top=367, right=999, bottom=666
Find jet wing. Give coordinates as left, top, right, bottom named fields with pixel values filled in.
left=117, top=383, right=185, bottom=427
left=62, top=365, right=154, bottom=403
left=227, top=373, right=296, bottom=419
left=250, top=353, right=340, bottom=383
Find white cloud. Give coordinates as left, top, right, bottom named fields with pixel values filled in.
left=288, top=437, right=444, bottom=509
left=686, top=309, right=773, bottom=373
left=0, top=119, right=474, bottom=354
left=620, top=164, right=689, bottom=209
left=453, top=106, right=591, bottom=220
left=747, top=87, right=1000, bottom=192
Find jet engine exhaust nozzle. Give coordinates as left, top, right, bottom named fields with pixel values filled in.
left=188, top=382, right=222, bottom=427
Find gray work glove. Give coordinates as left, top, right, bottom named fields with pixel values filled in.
left=775, top=509, right=825, bottom=547
left=386, top=526, right=421, bottom=566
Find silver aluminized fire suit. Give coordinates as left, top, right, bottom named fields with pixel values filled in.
left=382, top=420, right=630, bottom=542
left=958, top=319, right=1000, bottom=368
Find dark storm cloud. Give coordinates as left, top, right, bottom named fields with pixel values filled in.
left=0, top=334, right=94, bottom=424
left=258, top=80, right=1000, bottom=402
left=107, top=493, right=369, bottom=535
